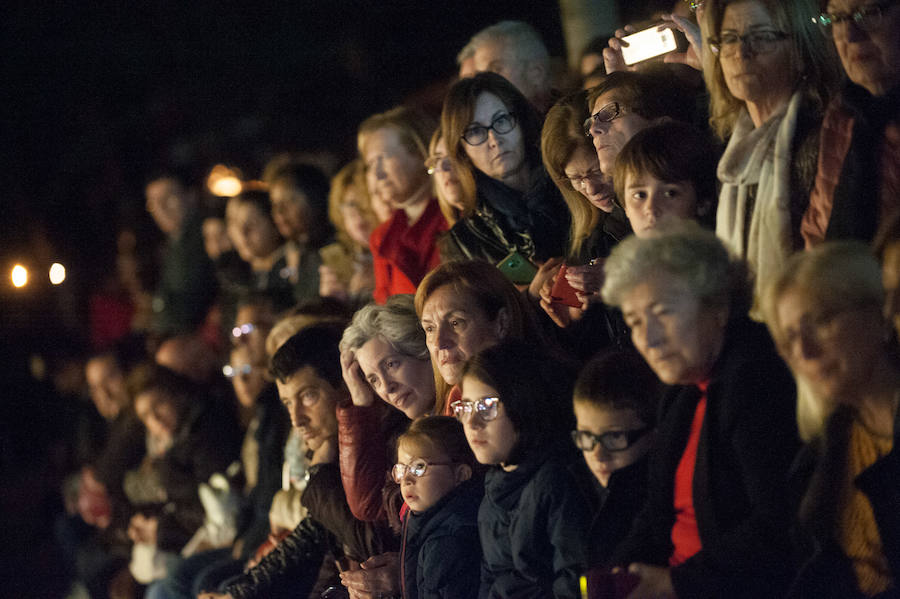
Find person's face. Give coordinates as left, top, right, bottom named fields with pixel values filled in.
left=459, top=374, right=519, bottom=466
left=462, top=92, right=526, bottom=184
left=229, top=345, right=267, bottom=409
left=396, top=441, right=466, bottom=513
left=717, top=1, right=794, bottom=112
left=269, top=182, right=308, bottom=241
left=623, top=173, right=699, bottom=238
left=230, top=202, right=281, bottom=260
left=340, top=189, right=375, bottom=247
left=421, top=284, right=507, bottom=386
left=202, top=217, right=232, bottom=260
left=573, top=402, right=653, bottom=487
left=563, top=145, right=616, bottom=213
left=621, top=270, right=728, bottom=385
left=882, top=241, right=900, bottom=338
left=459, top=55, right=477, bottom=79
left=275, top=366, right=339, bottom=451
left=355, top=336, right=436, bottom=419
left=473, top=40, right=532, bottom=99
left=431, top=138, right=465, bottom=212
left=580, top=52, right=603, bottom=77
left=362, top=127, right=428, bottom=209
left=776, top=286, right=886, bottom=403
left=588, top=92, right=654, bottom=174
left=826, top=0, right=900, bottom=95
left=134, top=390, right=178, bottom=443
left=85, top=356, right=128, bottom=420
left=145, top=178, right=187, bottom=236
left=233, top=305, right=271, bottom=367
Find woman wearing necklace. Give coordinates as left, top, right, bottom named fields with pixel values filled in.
left=764, top=241, right=900, bottom=598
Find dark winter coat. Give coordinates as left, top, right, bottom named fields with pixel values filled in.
left=611, top=318, right=800, bottom=599
left=400, top=478, right=483, bottom=599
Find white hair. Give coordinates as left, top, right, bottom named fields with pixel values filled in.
left=467, top=20, right=549, bottom=65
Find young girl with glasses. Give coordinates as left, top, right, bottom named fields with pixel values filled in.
left=454, top=340, right=594, bottom=598
left=393, top=416, right=482, bottom=599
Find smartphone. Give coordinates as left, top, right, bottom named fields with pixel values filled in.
left=550, top=265, right=582, bottom=308
left=620, top=24, right=687, bottom=66
left=496, top=250, right=538, bottom=285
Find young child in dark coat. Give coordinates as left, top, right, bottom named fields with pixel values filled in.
left=394, top=416, right=482, bottom=599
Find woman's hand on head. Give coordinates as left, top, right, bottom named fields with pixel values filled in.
left=661, top=14, right=703, bottom=71
left=340, top=349, right=375, bottom=408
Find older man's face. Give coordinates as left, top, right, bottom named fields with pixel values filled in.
left=473, top=40, right=534, bottom=100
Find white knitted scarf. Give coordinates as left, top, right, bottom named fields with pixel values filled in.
left=716, top=91, right=802, bottom=310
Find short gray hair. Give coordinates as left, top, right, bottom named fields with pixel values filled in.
left=602, top=224, right=751, bottom=315
left=467, top=20, right=549, bottom=66
left=340, top=294, right=428, bottom=360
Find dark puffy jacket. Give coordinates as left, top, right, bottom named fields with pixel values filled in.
left=589, top=455, right=650, bottom=568
left=478, top=442, right=594, bottom=599
left=400, top=478, right=483, bottom=599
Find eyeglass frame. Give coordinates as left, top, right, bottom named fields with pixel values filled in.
left=222, top=363, right=254, bottom=378
left=570, top=426, right=651, bottom=452
left=707, top=30, right=790, bottom=57
left=561, top=167, right=607, bottom=192
left=582, top=102, right=626, bottom=138
left=684, top=0, right=705, bottom=12
left=450, top=396, right=500, bottom=422
left=813, top=1, right=895, bottom=34
left=391, top=458, right=456, bottom=483
left=232, top=323, right=256, bottom=340
left=461, top=112, right=518, bottom=146
left=425, top=155, right=452, bottom=175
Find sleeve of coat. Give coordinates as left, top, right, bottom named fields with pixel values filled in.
left=670, top=357, right=799, bottom=599
left=337, top=403, right=390, bottom=522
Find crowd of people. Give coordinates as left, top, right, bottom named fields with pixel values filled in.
left=51, top=0, right=900, bottom=598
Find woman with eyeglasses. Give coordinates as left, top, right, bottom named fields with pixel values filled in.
left=702, top=0, right=840, bottom=309
left=439, top=72, right=570, bottom=280
left=762, top=242, right=900, bottom=599
left=600, top=224, right=800, bottom=598
left=801, top=0, right=900, bottom=249
left=454, top=339, right=594, bottom=599
left=426, top=128, right=471, bottom=226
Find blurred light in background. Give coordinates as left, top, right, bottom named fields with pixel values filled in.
left=207, top=164, right=244, bottom=197
left=11, top=264, right=28, bottom=288
left=49, top=263, right=66, bottom=285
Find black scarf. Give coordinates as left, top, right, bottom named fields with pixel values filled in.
left=826, top=81, right=900, bottom=242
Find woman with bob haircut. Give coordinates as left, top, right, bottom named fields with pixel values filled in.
left=455, top=339, right=593, bottom=598
left=439, top=72, right=569, bottom=273
left=702, top=0, right=840, bottom=304
left=414, top=260, right=547, bottom=414
left=358, top=106, right=447, bottom=304
left=600, top=223, right=799, bottom=598
left=762, top=242, right=900, bottom=598
left=319, top=159, right=379, bottom=305
left=426, top=127, right=472, bottom=226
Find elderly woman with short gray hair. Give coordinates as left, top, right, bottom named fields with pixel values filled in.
left=600, top=224, right=800, bottom=598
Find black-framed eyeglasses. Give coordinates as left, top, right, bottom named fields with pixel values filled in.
left=813, top=1, right=894, bottom=34
left=582, top=102, right=625, bottom=137
left=222, top=363, right=254, bottom=378
left=462, top=113, right=517, bottom=146
left=571, top=427, right=651, bottom=452
left=425, top=155, right=452, bottom=175
left=450, top=396, right=500, bottom=422
left=391, top=458, right=455, bottom=483
left=708, top=30, right=790, bottom=57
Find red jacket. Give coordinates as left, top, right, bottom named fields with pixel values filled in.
left=371, top=198, right=447, bottom=304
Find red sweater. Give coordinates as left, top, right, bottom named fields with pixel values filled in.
left=370, top=198, right=447, bottom=304
left=670, top=381, right=708, bottom=566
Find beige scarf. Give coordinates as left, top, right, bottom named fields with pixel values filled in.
left=716, top=92, right=802, bottom=313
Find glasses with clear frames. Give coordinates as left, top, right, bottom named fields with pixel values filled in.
left=813, top=1, right=893, bottom=34
left=707, top=30, right=790, bottom=57
left=450, top=396, right=500, bottom=422
left=391, top=458, right=455, bottom=483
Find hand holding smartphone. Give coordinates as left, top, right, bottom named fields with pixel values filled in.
left=550, top=265, right=583, bottom=308
left=620, top=23, right=688, bottom=66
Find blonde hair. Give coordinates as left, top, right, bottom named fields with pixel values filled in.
left=327, top=160, right=377, bottom=252
left=761, top=241, right=884, bottom=441
left=428, top=128, right=475, bottom=225
left=702, top=0, right=840, bottom=139
left=357, top=106, right=435, bottom=162
left=541, top=91, right=601, bottom=259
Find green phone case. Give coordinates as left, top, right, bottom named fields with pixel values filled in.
left=496, top=250, right=538, bottom=285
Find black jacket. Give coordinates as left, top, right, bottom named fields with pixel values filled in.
left=442, top=167, right=569, bottom=266
left=400, top=478, right=483, bottom=599
left=589, top=455, right=650, bottom=568
left=478, top=442, right=594, bottom=599
left=611, top=318, right=800, bottom=598
left=787, top=405, right=900, bottom=599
